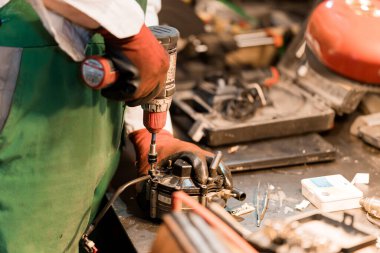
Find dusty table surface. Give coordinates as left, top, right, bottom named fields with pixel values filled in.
left=109, top=113, right=380, bottom=253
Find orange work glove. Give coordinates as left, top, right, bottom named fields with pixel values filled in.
left=98, top=24, right=169, bottom=106
left=129, top=129, right=233, bottom=189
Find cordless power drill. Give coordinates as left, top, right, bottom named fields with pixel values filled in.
left=80, top=26, right=180, bottom=173
left=79, top=26, right=246, bottom=253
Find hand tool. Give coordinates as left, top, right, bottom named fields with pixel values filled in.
left=141, top=26, right=179, bottom=175
left=80, top=26, right=179, bottom=175
left=254, top=182, right=269, bottom=227
left=79, top=26, right=246, bottom=249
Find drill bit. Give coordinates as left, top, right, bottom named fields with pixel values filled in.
left=148, top=133, right=158, bottom=174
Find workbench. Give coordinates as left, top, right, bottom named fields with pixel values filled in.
left=104, top=112, right=380, bottom=253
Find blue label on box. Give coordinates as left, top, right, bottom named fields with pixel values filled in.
left=310, top=177, right=333, bottom=188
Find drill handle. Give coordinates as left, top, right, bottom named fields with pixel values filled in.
left=107, top=48, right=140, bottom=89
left=100, top=48, right=143, bottom=102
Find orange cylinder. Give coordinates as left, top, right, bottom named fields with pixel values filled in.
left=81, top=56, right=118, bottom=89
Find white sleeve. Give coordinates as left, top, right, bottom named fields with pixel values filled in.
left=0, top=0, right=10, bottom=8
left=145, top=0, right=161, bottom=26
left=62, top=0, right=145, bottom=39
left=27, top=0, right=145, bottom=61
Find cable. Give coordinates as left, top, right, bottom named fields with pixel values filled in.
left=84, top=175, right=150, bottom=236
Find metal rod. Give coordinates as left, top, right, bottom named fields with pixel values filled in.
left=151, top=132, right=156, bottom=144
left=149, top=133, right=157, bottom=172
left=209, top=151, right=223, bottom=178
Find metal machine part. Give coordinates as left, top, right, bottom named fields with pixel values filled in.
left=350, top=113, right=380, bottom=149
left=186, top=29, right=280, bottom=56
left=278, top=24, right=380, bottom=115
left=80, top=151, right=245, bottom=251
left=247, top=212, right=377, bottom=253
left=360, top=196, right=380, bottom=219
left=207, top=203, right=377, bottom=253
left=147, top=152, right=246, bottom=219
left=359, top=125, right=380, bottom=149
left=171, top=70, right=334, bottom=146
left=195, top=73, right=270, bottom=122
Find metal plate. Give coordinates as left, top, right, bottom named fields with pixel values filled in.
left=214, top=133, right=336, bottom=172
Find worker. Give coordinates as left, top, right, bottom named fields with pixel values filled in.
left=0, top=0, right=220, bottom=252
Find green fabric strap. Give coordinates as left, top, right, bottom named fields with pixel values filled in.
left=0, top=0, right=56, bottom=47
left=0, top=0, right=124, bottom=252
left=138, top=0, right=148, bottom=14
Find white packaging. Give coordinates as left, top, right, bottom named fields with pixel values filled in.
left=301, top=174, right=363, bottom=212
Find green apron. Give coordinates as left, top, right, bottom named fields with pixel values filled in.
left=0, top=0, right=147, bottom=252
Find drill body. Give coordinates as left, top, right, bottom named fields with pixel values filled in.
left=141, top=26, right=179, bottom=172
left=81, top=25, right=179, bottom=172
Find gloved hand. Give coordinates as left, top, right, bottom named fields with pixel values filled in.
left=129, top=129, right=233, bottom=189
left=97, top=24, right=169, bottom=106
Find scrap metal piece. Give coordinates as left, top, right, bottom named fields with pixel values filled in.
left=229, top=203, right=255, bottom=216
left=248, top=211, right=377, bottom=252
left=350, top=113, right=380, bottom=136
left=360, top=94, right=380, bottom=114
left=172, top=81, right=334, bottom=146
left=360, top=197, right=380, bottom=219
left=295, top=200, right=310, bottom=211
left=218, top=133, right=336, bottom=172
left=208, top=202, right=253, bottom=239
left=188, top=120, right=207, bottom=142
left=360, top=125, right=380, bottom=149
left=351, top=113, right=380, bottom=149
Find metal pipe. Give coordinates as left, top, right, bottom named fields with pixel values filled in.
left=232, top=188, right=246, bottom=201
left=209, top=151, right=223, bottom=178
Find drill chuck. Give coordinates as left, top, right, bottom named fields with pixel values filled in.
left=143, top=111, right=168, bottom=133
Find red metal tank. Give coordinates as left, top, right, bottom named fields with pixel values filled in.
left=306, top=0, right=380, bottom=85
